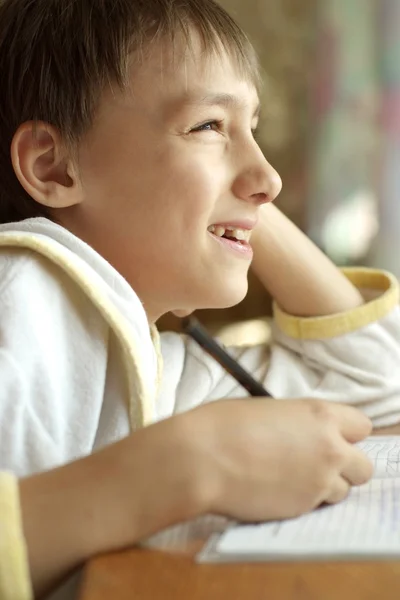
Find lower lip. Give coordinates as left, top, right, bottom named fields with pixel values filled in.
left=208, top=232, right=253, bottom=259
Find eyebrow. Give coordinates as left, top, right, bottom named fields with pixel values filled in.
left=184, top=92, right=261, bottom=119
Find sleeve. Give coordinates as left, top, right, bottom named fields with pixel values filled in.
left=157, top=268, right=400, bottom=428
left=0, top=472, right=33, bottom=600
left=0, top=250, right=109, bottom=476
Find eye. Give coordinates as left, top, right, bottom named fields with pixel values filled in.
left=190, top=120, right=223, bottom=134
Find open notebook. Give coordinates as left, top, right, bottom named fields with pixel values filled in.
left=198, top=436, right=400, bottom=563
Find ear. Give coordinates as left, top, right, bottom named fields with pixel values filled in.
left=11, top=121, right=83, bottom=210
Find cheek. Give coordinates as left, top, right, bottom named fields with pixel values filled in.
left=80, top=133, right=228, bottom=236
left=163, top=155, right=226, bottom=226
left=79, top=121, right=156, bottom=200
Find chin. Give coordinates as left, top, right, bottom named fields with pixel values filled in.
left=200, top=279, right=249, bottom=310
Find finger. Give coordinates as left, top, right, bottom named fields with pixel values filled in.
left=341, top=445, right=374, bottom=486
left=324, top=476, right=351, bottom=505
left=328, top=403, right=372, bottom=443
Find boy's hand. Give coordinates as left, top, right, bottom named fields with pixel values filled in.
left=178, top=397, right=373, bottom=522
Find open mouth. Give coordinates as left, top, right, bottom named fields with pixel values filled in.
left=207, top=225, right=251, bottom=244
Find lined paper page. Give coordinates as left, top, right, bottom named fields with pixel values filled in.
left=141, top=437, right=400, bottom=557
left=196, top=437, right=400, bottom=561
left=144, top=438, right=400, bottom=555
left=358, top=437, right=400, bottom=478
left=213, top=477, right=400, bottom=559
left=143, top=515, right=232, bottom=551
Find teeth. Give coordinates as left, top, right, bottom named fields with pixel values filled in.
left=214, top=225, right=226, bottom=237
left=232, top=229, right=246, bottom=241
left=207, top=225, right=226, bottom=236
left=232, top=229, right=251, bottom=242
left=207, top=225, right=251, bottom=242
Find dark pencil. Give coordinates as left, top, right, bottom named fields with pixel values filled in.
left=182, top=316, right=273, bottom=398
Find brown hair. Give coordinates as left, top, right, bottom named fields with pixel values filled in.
left=0, top=0, right=259, bottom=223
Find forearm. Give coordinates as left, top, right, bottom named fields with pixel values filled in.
left=19, top=452, right=113, bottom=597
left=251, top=204, right=363, bottom=317
left=19, top=419, right=204, bottom=597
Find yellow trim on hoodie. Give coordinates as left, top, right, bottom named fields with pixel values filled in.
left=273, top=268, right=399, bottom=340
left=0, top=473, right=32, bottom=600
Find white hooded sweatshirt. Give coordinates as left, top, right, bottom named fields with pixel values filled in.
left=0, top=218, right=399, bottom=600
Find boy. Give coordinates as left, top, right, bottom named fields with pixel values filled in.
left=0, top=0, right=400, bottom=598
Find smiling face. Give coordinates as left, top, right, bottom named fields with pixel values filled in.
left=58, top=35, right=282, bottom=322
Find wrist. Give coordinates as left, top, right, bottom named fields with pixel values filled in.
left=250, top=204, right=363, bottom=316
left=120, top=414, right=213, bottom=534
left=171, top=406, right=227, bottom=518
left=85, top=415, right=212, bottom=550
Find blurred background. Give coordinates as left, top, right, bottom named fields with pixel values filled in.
left=159, top=0, right=400, bottom=332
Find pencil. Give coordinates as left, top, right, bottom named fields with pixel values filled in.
left=182, top=316, right=272, bottom=398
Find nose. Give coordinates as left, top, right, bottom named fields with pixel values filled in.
left=232, top=146, right=282, bottom=206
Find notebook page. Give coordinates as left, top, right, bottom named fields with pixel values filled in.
left=197, top=436, right=400, bottom=562
left=144, top=437, right=400, bottom=554
left=209, top=477, right=400, bottom=560
left=143, top=514, right=233, bottom=552
left=358, top=436, right=400, bottom=478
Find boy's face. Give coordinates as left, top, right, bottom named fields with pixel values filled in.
left=62, top=36, right=281, bottom=322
